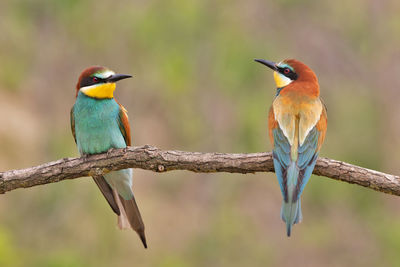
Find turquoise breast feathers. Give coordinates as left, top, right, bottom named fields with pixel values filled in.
left=73, top=92, right=126, bottom=154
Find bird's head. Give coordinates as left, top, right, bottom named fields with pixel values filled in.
left=254, top=59, right=318, bottom=93
left=76, top=66, right=132, bottom=98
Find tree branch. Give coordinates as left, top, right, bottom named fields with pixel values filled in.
left=0, top=145, right=399, bottom=196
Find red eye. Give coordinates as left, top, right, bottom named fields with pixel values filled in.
left=283, top=68, right=290, bottom=74
left=93, top=77, right=99, bottom=82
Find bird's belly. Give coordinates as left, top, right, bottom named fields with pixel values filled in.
left=74, top=104, right=126, bottom=154
left=77, top=126, right=125, bottom=154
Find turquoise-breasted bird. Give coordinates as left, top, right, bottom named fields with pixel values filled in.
left=70, top=66, right=146, bottom=248
left=255, top=59, right=327, bottom=236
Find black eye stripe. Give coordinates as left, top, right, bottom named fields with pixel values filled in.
left=277, top=67, right=298, bottom=80
left=79, top=76, right=106, bottom=88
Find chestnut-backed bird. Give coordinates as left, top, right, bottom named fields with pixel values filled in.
left=255, top=59, right=327, bottom=236
left=70, top=66, right=147, bottom=248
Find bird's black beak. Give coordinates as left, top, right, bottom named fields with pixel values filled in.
left=107, top=74, right=132, bottom=83
left=254, top=59, right=277, bottom=71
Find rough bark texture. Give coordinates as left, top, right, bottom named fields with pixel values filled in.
left=0, top=145, right=399, bottom=196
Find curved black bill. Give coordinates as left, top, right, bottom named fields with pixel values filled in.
left=107, top=74, right=132, bottom=82
left=254, top=59, right=277, bottom=71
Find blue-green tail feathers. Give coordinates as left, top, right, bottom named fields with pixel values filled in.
left=272, top=126, right=320, bottom=236
left=281, top=161, right=302, bottom=237
left=281, top=199, right=302, bottom=237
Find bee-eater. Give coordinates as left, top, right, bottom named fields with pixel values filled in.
left=255, top=59, right=327, bottom=236
left=70, top=66, right=147, bottom=248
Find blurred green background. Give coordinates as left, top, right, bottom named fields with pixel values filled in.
left=1, top=0, right=400, bottom=266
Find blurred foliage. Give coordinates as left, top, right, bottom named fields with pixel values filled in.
left=1, top=0, right=400, bottom=266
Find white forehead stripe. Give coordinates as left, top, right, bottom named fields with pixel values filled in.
left=94, top=70, right=115, bottom=79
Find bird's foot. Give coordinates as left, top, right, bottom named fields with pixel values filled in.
left=106, top=148, right=115, bottom=157
left=82, top=153, right=90, bottom=162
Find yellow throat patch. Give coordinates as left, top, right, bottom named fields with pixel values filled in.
left=80, top=83, right=116, bottom=99
left=273, top=71, right=292, bottom=88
